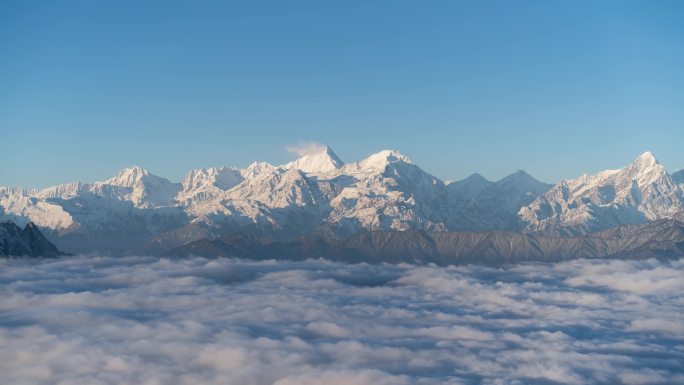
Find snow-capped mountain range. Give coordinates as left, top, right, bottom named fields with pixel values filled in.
left=1, top=147, right=683, bottom=254
left=521, top=151, right=684, bottom=235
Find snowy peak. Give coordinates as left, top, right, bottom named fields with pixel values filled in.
left=622, top=151, right=665, bottom=183
left=520, top=151, right=683, bottom=235
left=181, top=167, right=244, bottom=192
left=99, top=166, right=180, bottom=208
left=105, top=166, right=151, bottom=187
left=177, top=166, right=245, bottom=205
left=242, top=162, right=276, bottom=179
left=356, top=149, right=412, bottom=171
left=621, top=151, right=670, bottom=189
left=284, top=145, right=344, bottom=174
left=37, top=181, right=89, bottom=199
left=633, top=151, right=659, bottom=170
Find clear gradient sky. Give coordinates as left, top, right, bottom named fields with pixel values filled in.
left=2, top=0, right=683, bottom=188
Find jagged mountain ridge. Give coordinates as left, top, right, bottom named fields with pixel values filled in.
left=0, top=221, right=64, bottom=257
left=1, top=147, right=682, bottom=255
left=164, top=219, right=684, bottom=265
left=448, top=170, right=552, bottom=231
left=520, top=152, right=684, bottom=235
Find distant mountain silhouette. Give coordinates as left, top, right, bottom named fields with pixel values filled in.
left=165, top=219, right=684, bottom=266
left=0, top=221, right=64, bottom=257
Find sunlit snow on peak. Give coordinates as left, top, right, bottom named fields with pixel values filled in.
left=284, top=142, right=344, bottom=173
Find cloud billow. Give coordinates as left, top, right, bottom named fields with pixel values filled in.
left=286, top=141, right=328, bottom=157
left=0, top=256, right=683, bottom=385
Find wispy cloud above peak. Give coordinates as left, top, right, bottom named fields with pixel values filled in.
left=286, top=141, right=329, bottom=157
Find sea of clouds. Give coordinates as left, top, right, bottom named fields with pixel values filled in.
left=1, top=256, right=683, bottom=385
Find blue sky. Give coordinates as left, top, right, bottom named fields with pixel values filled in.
left=2, top=0, right=683, bottom=188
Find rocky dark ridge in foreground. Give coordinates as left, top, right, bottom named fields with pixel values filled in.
left=0, top=221, right=64, bottom=257
left=165, top=219, right=684, bottom=265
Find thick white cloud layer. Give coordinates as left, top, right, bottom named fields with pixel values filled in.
left=0, top=256, right=683, bottom=385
